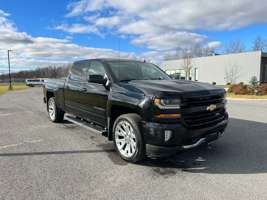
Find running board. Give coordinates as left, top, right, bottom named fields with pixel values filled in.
left=64, top=115, right=107, bottom=136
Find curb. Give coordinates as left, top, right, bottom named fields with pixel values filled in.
left=227, top=97, right=267, bottom=101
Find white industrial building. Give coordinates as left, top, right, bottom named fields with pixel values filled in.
left=162, top=51, right=267, bottom=85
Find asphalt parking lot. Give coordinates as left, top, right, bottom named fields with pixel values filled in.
left=0, top=88, right=267, bottom=200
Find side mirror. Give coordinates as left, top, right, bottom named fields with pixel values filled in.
left=89, top=74, right=106, bottom=84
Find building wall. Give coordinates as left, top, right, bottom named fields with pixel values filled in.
left=162, top=51, right=262, bottom=84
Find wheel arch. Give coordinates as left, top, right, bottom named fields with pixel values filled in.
left=107, top=104, right=142, bottom=141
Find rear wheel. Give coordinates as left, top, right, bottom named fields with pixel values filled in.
left=113, top=113, right=145, bottom=163
left=47, top=97, right=64, bottom=123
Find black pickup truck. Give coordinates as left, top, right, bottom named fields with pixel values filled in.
left=43, top=59, right=228, bottom=162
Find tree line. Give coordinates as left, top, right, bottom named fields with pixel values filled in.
left=0, top=64, right=72, bottom=83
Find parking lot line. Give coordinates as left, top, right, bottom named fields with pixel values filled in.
left=0, top=139, right=43, bottom=150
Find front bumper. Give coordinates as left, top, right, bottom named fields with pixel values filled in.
left=142, top=113, right=228, bottom=157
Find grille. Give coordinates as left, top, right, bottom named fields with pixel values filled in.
left=181, top=94, right=226, bottom=129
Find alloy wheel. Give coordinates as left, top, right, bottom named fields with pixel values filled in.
left=115, top=120, right=137, bottom=158
left=48, top=98, right=56, bottom=121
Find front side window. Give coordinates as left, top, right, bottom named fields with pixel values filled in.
left=107, top=61, right=171, bottom=82
left=88, top=61, right=106, bottom=77
left=70, top=61, right=90, bottom=81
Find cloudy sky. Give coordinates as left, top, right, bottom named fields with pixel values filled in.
left=0, top=0, right=267, bottom=73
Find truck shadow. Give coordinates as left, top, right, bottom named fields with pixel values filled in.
left=142, top=118, right=267, bottom=174
left=1, top=118, right=266, bottom=175
left=0, top=149, right=115, bottom=157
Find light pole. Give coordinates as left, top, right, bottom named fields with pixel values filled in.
left=7, top=50, right=12, bottom=90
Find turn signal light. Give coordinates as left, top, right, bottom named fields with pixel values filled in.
left=155, top=114, right=181, bottom=119
left=153, top=98, right=161, bottom=105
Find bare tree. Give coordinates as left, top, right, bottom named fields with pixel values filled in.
left=224, top=40, right=245, bottom=54
left=167, top=43, right=217, bottom=61
left=252, top=36, right=266, bottom=51
left=185, top=44, right=214, bottom=58
left=0, top=64, right=71, bottom=82
left=224, top=65, right=241, bottom=84
left=190, top=44, right=203, bottom=57
left=181, top=51, right=193, bottom=80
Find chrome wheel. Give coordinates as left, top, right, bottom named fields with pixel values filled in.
left=48, top=98, right=56, bottom=121
left=115, top=120, right=137, bottom=158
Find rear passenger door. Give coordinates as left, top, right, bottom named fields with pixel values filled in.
left=80, top=61, right=108, bottom=126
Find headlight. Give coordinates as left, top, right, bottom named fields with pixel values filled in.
left=154, top=98, right=181, bottom=109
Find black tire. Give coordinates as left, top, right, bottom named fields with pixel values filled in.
left=47, top=97, right=64, bottom=123
left=113, top=113, right=145, bottom=163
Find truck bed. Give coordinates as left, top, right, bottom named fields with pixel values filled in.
left=43, top=78, right=66, bottom=91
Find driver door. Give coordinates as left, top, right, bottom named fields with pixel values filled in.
left=80, top=61, right=108, bottom=126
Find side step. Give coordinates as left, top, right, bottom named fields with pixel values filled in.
left=64, top=115, right=107, bottom=136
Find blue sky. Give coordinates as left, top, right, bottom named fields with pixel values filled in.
left=0, top=0, right=142, bottom=52
left=0, top=0, right=267, bottom=73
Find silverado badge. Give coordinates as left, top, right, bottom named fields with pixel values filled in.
left=207, top=104, right=217, bottom=111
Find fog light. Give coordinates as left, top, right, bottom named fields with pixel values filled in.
left=164, top=130, right=172, bottom=142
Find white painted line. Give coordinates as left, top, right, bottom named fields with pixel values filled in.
left=0, top=139, right=43, bottom=150
left=227, top=98, right=267, bottom=101
left=0, top=113, right=13, bottom=117
left=0, top=142, right=24, bottom=150
left=24, top=139, right=43, bottom=144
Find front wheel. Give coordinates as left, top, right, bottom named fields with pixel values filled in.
left=47, top=97, right=64, bottom=123
left=113, top=113, right=145, bottom=163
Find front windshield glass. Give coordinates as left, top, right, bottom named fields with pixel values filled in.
left=107, top=61, right=171, bottom=82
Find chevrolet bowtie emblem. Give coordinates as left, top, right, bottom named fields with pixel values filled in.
left=207, top=104, right=217, bottom=111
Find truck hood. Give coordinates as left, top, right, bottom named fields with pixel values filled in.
left=117, top=79, right=225, bottom=97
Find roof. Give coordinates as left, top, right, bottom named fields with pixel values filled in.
left=74, top=58, right=144, bottom=63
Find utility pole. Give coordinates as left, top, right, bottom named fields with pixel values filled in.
left=7, top=50, right=12, bottom=90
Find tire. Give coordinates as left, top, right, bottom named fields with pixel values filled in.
left=113, top=113, right=145, bottom=163
left=47, top=97, right=64, bottom=123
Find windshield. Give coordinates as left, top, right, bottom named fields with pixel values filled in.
left=106, top=61, right=171, bottom=82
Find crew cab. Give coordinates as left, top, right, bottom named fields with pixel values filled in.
left=43, top=59, right=228, bottom=163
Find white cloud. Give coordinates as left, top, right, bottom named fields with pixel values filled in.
left=140, top=50, right=177, bottom=64
left=63, top=0, right=267, bottom=52
left=67, top=0, right=267, bottom=31
left=66, top=0, right=106, bottom=17
left=206, top=41, right=222, bottom=49
left=0, top=11, right=135, bottom=73
left=0, top=9, right=9, bottom=17
left=95, top=16, right=121, bottom=28
left=54, top=23, right=101, bottom=35
left=132, top=32, right=207, bottom=51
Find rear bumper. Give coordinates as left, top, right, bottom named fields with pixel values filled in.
left=142, top=112, right=228, bottom=157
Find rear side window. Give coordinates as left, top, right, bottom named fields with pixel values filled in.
left=88, top=61, right=106, bottom=76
